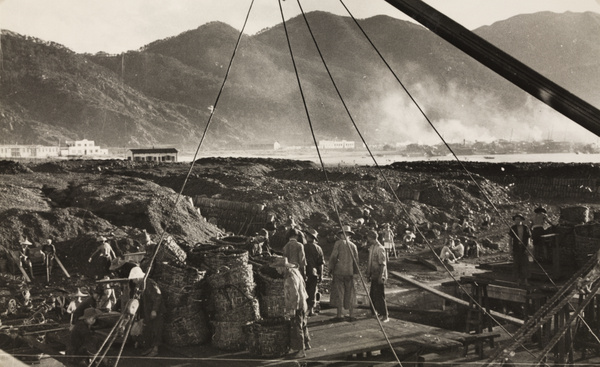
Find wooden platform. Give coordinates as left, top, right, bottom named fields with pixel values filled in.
left=160, top=308, right=492, bottom=366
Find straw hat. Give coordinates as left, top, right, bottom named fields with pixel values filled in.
left=305, top=228, right=318, bottom=240
left=337, top=225, right=355, bottom=235
left=128, top=267, right=145, bottom=280
left=72, top=288, right=88, bottom=298
left=20, top=238, right=32, bottom=245
left=271, top=256, right=296, bottom=269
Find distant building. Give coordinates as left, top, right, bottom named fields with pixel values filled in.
left=61, top=139, right=108, bottom=157
left=318, top=140, right=355, bottom=149
left=0, top=145, right=60, bottom=158
left=128, top=148, right=178, bottom=162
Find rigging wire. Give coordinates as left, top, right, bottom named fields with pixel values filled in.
left=278, top=0, right=403, bottom=365
left=339, top=0, right=600, bottom=361
left=335, top=0, right=548, bottom=361
left=89, top=1, right=257, bottom=366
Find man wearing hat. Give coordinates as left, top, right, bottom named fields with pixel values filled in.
left=71, top=286, right=103, bottom=326
left=529, top=206, right=551, bottom=261
left=273, top=257, right=310, bottom=357
left=380, top=223, right=396, bottom=258
left=304, top=228, right=323, bottom=316
left=88, top=236, right=116, bottom=277
left=42, top=239, right=56, bottom=281
left=19, top=238, right=34, bottom=279
left=67, top=307, right=103, bottom=365
left=129, top=271, right=164, bottom=358
left=283, top=228, right=307, bottom=278
left=328, top=225, right=359, bottom=320
left=509, top=214, right=532, bottom=286
left=366, top=230, right=389, bottom=322
left=67, top=288, right=88, bottom=324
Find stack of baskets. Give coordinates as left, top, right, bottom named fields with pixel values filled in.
left=204, top=248, right=259, bottom=351
left=255, top=263, right=287, bottom=318
left=154, top=261, right=210, bottom=346
left=245, top=259, right=292, bottom=358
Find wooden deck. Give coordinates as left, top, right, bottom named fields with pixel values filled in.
left=161, top=308, right=488, bottom=366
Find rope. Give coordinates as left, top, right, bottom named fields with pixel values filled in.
left=341, top=0, right=600, bottom=360
left=91, top=2, right=257, bottom=366
left=280, top=0, right=402, bottom=365
left=336, top=0, right=547, bottom=360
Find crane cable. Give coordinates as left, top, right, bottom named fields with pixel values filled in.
left=336, top=0, right=545, bottom=361
left=340, top=0, right=600, bottom=360
left=89, top=1, right=257, bottom=366
left=278, top=0, right=403, bottom=365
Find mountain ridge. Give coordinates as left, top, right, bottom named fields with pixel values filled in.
left=1, top=10, right=599, bottom=148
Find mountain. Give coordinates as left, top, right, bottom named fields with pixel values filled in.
left=1, top=11, right=599, bottom=148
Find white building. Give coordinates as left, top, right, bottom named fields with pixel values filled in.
left=0, top=145, right=60, bottom=158
left=129, top=148, right=178, bottom=162
left=318, top=139, right=355, bottom=149
left=60, top=139, right=108, bottom=157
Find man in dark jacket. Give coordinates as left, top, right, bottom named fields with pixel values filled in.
left=68, top=307, right=102, bottom=366
left=509, top=214, right=531, bottom=286
left=304, top=228, right=323, bottom=316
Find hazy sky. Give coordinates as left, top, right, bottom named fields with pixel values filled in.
left=2, top=0, right=600, bottom=54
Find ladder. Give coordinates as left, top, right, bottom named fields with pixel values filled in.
left=484, top=255, right=598, bottom=366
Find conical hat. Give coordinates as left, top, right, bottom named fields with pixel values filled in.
left=72, top=288, right=88, bottom=298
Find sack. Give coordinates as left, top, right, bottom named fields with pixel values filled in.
left=130, top=319, right=144, bottom=337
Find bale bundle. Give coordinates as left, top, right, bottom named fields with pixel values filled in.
left=245, top=319, right=290, bottom=357
left=163, top=303, right=210, bottom=346
left=200, top=248, right=248, bottom=273
left=154, top=238, right=187, bottom=264
left=255, top=265, right=287, bottom=319
left=204, top=248, right=259, bottom=351
left=210, top=321, right=248, bottom=351
left=207, top=263, right=253, bottom=289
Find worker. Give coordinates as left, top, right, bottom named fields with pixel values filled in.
left=439, top=237, right=464, bottom=263
left=529, top=206, right=551, bottom=261
left=130, top=270, right=164, bottom=358
left=88, top=236, right=117, bottom=276
left=380, top=223, right=396, bottom=258
left=402, top=229, right=416, bottom=250
left=273, top=256, right=310, bottom=357
left=283, top=228, right=307, bottom=278
left=329, top=225, right=359, bottom=321
left=42, top=239, right=56, bottom=280
left=98, top=276, right=117, bottom=312
left=366, top=230, right=389, bottom=322
left=19, top=238, right=34, bottom=279
left=67, top=288, right=88, bottom=324
left=71, top=286, right=103, bottom=326
left=303, top=228, right=323, bottom=316
left=67, top=307, right=103, bottom=366
left=509, top=213, right=531, bottom=286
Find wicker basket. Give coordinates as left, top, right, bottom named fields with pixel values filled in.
left=155, top=239, right=187, bottom=264
left=211, top=321, right=248, bottom=351
left=212, top=294, right=260, bottom=323
left=259, top=295, right=287, bottom=319
left=163, top=305, right=210, bottom=347
left=245, top=319, right=290, bottom=358
left=207, top=264, right=253, bottom=289
left=201, top=248, right=249, bottom=273
left=255, top=266, right=285, bottom=297
left=187, top=244, right=222, bottom=268
left=159, top=283, right=204, bottom=309
left=155, top=262, right=206, bottom=288
left=216, top=236, right=249, bottom=247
